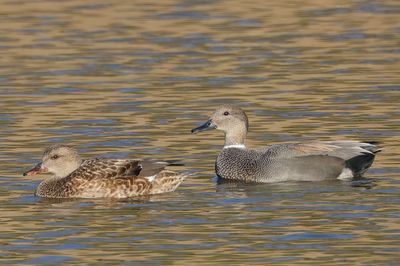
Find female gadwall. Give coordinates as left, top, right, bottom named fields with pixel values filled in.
left=191, top=104, right=380, bottom=183
left=23, top=144, right=186, bottom=198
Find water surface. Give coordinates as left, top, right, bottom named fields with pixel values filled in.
left=0, top=0, right=399, bottom=265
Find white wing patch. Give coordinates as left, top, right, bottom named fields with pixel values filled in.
left=145, top=174, right=157, bottom=182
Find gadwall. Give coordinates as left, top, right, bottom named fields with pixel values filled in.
left=23, top=144, right=186, bottom=198
left=191, top=104, right=380, bottom=182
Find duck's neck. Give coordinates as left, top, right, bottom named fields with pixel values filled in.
left=51, top=159, right=82, bottom=179
left=38, top=160, right=81, bottom=186
left=46, top=174, right=66, bottom=181
left=39, top=173, right=68, bottom=188
left=224, top=126, right=247, bottom=148
left=36, top=160, right=82, bottom=197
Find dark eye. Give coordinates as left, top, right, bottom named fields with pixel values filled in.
left=223, top=111, right=230, bottom=116
left=51, top=155, right=59, bottom=160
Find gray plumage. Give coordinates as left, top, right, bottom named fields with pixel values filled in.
left=24, top=144, right=186, bottom=198
left=192, top=105, right=380, bottom=183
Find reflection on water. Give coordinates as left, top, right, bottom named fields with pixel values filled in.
left=0, top=0, right=399, bottom=264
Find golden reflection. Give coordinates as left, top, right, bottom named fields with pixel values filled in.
left=0, top=0, right=399, bottom=264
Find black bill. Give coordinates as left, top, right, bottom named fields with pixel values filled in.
left=191, top=119, right=216, bottom=133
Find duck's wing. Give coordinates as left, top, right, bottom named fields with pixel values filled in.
left=136, top=159, right=168, bottom=178
left=261, top=141, right=379, bottom=178
left=262, top=141, right=379, bottom=160
left=67, top=158, right=170, bottom=181
left=66, top=158, right=142, bottom=181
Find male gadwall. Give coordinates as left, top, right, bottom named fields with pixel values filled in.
left=191, top=104, right=380, bottom=183
left=23, top=144, right=186, bottom=198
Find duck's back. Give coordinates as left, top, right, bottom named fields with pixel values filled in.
left=216, top=141, right=378, bottom=183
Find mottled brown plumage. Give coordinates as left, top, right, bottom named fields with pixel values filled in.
left=23, top=144, right=186, bottom=198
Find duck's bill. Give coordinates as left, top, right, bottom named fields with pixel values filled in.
left=191, top=120, right=216, bottom=133
left=23, top=163, right=48, bottom=176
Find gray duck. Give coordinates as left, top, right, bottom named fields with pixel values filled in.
left=191, top=104, right=380, bottom=183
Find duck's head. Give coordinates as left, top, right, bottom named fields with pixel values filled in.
left=191, top=104, right=249, bottom=146
left=23, top=144, right=82, bottom=178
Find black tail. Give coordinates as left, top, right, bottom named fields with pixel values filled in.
left=346, top=152, right=375, bottom=177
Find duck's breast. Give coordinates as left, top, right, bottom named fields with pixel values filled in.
left=216, top=147, right=262, bottom=181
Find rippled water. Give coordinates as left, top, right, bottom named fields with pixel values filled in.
left=1, top=0, right=399, bottom=264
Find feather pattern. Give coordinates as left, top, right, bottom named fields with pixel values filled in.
left=24, top=145, right=186, bottom=198
left=193, top=105, right=380, bottom=183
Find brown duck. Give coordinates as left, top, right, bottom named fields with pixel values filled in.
left=23, top=144, right=186, bottom=198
